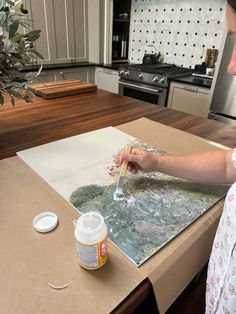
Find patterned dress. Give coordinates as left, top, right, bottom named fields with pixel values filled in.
left=206, top=149, right=236, bottom=313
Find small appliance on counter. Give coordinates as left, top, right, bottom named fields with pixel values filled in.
left=142, top=44, right=161, bottom=65
left=193, top=48, right=219, bottom=79
left=193, top=62, right=207, bottom=75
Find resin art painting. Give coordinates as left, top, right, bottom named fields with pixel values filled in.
left=18, top=127, right=228, bottom=266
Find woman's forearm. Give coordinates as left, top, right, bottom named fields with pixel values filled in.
left=155, top=149, right=235, bottom=184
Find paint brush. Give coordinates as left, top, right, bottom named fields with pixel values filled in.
left=113, top=145, right=132, bottom=201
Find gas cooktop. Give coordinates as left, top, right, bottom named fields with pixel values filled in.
left=119, top=63, right=193, bottom=87
left=125, top=63, right=192, bottom=76
left=127, top=62, right=174, bottom=69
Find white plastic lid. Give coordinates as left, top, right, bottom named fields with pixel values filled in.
left=33, top=212, right=58, bottom=233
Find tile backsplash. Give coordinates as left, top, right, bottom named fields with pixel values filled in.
left=129, top=0, right=226, bottom=68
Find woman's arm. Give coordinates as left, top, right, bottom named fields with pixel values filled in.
left=120, top=148, right=236, bottom=184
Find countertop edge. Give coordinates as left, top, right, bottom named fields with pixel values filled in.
left=169, top=75, right=212, bottom=89
left=22, top=62, right=212, bottom=88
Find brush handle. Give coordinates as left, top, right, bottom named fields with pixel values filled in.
left=120, top=145, right=132, bottom=177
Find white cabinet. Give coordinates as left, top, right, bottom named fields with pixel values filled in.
left=167, top=82, right=211, bottom=118
left=30, top=67, right=95, bottom=84
left=95, top=67, right=119, bottom=94
left=25, top=0, right=88, bottom=64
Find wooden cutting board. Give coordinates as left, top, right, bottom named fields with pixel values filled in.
left=29, top=79, right=97, bottom=99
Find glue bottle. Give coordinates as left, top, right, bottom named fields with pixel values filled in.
left=74, top=212, right=108, bottom=270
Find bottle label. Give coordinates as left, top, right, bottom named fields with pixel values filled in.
left=76, top=237, right=108, bottom=269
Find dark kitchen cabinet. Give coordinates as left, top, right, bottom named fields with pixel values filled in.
left=112, top=0, right=131, bottom=63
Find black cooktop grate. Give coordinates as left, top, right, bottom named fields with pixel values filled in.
left=126, top=63, right=192, bottom=76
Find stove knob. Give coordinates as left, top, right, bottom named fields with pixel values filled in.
left=152, top=76, right=158, bottom=82
left=124, top=71, right=129, bottom=76
left=159, top=77, right=166, bottom=84
left=138, top=73, right=143, bottom=79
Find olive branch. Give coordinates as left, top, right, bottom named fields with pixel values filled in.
left=0, top=0, right=43, bottom=106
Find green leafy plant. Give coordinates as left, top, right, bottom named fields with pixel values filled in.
left=0, top=0, right=43, bottom=106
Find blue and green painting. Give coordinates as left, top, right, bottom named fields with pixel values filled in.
left=70, top=141, right=228, bottom=266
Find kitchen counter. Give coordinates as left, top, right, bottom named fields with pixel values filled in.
left=170, top=74, right=213, bottom=88
left=22, top=61, right=96, bottom=72
left=96, top=62, right=128, bottom=70
left=22, top=62, right=127, bottom=72
left=1, top=90, right=236, bottom=314
left=0, top=89, right=236, bottom=160
left=22, top=63, right=213, bottom=90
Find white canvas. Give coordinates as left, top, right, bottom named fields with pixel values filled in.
left=17, top=127, right=136, bottom=200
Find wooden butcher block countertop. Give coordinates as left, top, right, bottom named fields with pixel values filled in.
left=0, top=88, right=236, bottom=160
left=1, top=89, right=236, bottom=313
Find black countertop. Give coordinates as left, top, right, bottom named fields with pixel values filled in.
left=96, top=62, right=128, bottom=70
left=22, top=61, right=127, bottom=72
left=22, top=61, right=212, bottom=89
left=22, top=61, right=96, bottom=71
left=170, top=75, right=212, bottom=88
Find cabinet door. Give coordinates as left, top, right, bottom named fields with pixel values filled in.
left=29, top=67, right=94, bottom=84
left=25, top=0, right=88, bottom=64
left=69, top=0, right=88, bottom=62
left=59, top=68, right=95, bottom=83
left=95, top=68, right=119, bottom=94
left=29, top=70, right=58, bottom=83
left=48, top=0, right=88, bottom=63
left=167, top=82, right=210, bottom=118
left=25, top=0, right=54, bottom=64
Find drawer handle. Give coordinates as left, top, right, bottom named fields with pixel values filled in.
left=104, top=69, right=112, bottom=74
left=183, top=85, right=198, bottom=92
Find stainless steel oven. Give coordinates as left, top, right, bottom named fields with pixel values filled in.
left=118, top=63, right=192, bottom=107
left=119, top=80, right=167, bottom=106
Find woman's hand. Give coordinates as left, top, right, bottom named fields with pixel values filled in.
left=119, top=148, right=158, bottom=173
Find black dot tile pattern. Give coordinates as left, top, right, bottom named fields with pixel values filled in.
left=129, top=0, right=225, bottom=68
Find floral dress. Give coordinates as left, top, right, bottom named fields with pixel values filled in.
left=206, top=149, right=236, bottom=313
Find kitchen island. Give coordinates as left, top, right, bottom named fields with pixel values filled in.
left=1, top=89, right=236, bottom=160
left=1, top=89, right=236, bottom=314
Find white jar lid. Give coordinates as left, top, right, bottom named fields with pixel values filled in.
left=33, top=212, right=58, bottom=233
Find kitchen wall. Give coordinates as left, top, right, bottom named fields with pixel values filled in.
left=129, top=0, right=226, bottom=68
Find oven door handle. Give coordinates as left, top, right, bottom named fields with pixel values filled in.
left=119, top=81, right=163, bottom=94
